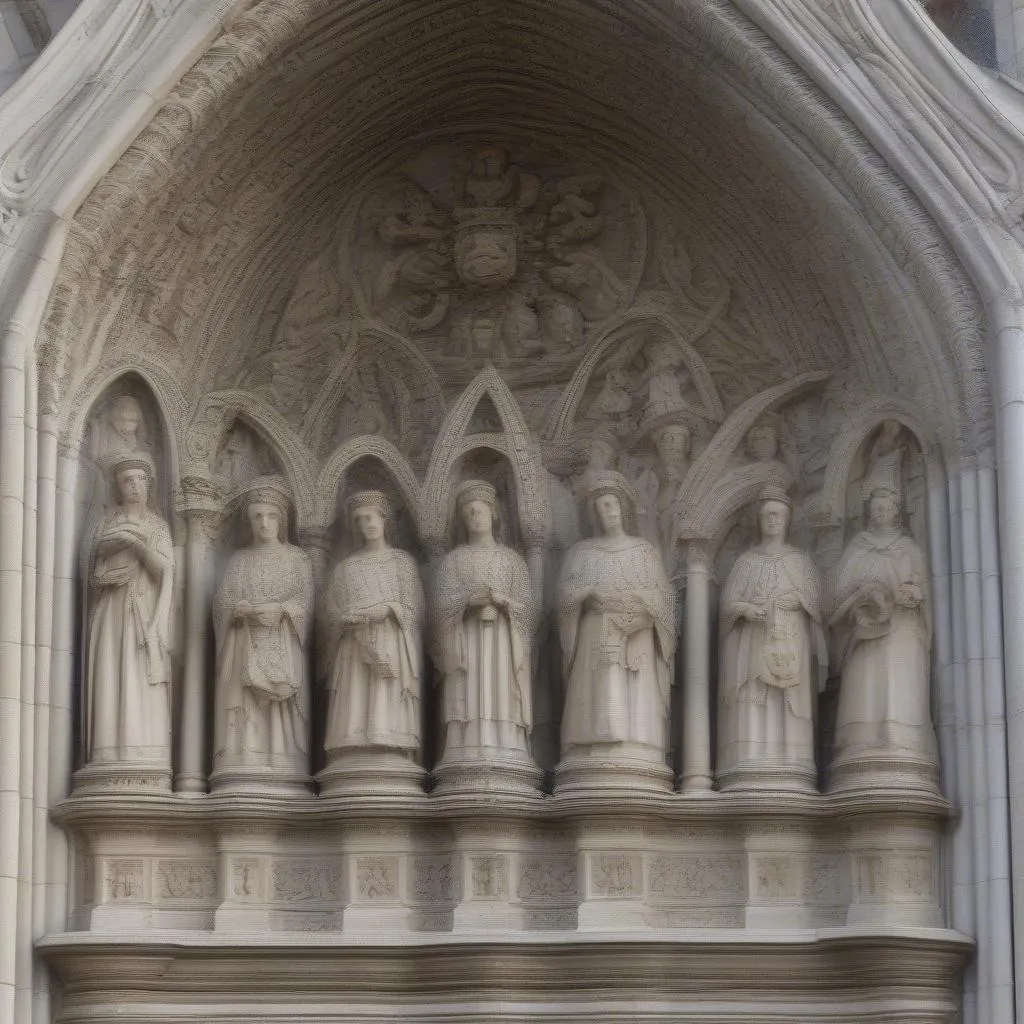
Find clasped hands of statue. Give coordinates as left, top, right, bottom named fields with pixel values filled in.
left=97, top=523, right=148, bottom=560
left=232, top=600, right=285, bottom=627
left=732, top=590, right=802, bottom=623
left=338, top=604, right=393, bottom=628
left=468, top=584, right=508, bottom=622
left=585, top=586, right=646, bottom=617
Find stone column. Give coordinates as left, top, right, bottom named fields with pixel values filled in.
left=681, top=540, right=714, bottom=793
left=174, top=477, right=221, bottom=795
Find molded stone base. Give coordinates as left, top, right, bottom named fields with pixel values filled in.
left=72, top=761, right=171, bottom=795
left=209, top=764, right=314, bottom=796
left=432, top=751, right=543, bottom=798
left=828, top=751, right=940, bottom=794
left=717, top=762, right=817, bottom=794
left=555, top=748, right=673, bottom=795
left=318, top=751, right=426, bottom=796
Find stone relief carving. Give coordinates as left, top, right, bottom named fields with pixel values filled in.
left=353, top=144, right=643, bottom=375
left=717, top=486, right=827, bottom=793
left=431, top=479, right=540, bottom=795
left=78, top=451, right=174, bottom=792
left=212, top=476, right=314, bottom=793
left=556, top=472, right=676, bottom=791
left=320, top=490, right=426, bottom=795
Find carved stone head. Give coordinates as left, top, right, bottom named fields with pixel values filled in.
left=110, top=451, right=155, bottom=508
left=867, top=486, right=901, bottom=531
left=746, top=419, right=780, bottom=462
left=232, top=475, right=292, bottom=545
left=453, top=217, right=517, bottom=289
left=347, top=489, right=392, bottom=548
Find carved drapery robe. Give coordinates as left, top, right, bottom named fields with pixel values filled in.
left=433, top=543, right=533, bottom=756
left=213, top=544, right=313, bottom=773
left=325, top=548, right=424, bottom=755
left=85, top=508, right=173, bottom=765
left=832, top=529, right=935, bottom=762
left=558, top=536, right=675, bottom=759
left=718, top=546, right=826, bottom=775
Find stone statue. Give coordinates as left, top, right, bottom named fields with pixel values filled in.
left=212, top=476, right=314, bottom=792
left=830, top=484, right=936, bottom=789
left=81, top=452, right=173, bottom=788
left=556, top=471, right=676, bottom=789
left=718, top=486, right=827, bottom=792
left=432, top=479, right=539, bottom=793
left=321, top=491, right=425, bottom=793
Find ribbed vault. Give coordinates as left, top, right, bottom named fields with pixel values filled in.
left=39, top=0, right=987, bottom=461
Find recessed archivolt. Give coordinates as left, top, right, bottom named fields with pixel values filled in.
left=36, top=0, right=988, bottom=465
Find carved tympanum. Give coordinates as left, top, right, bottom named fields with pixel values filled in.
left=431, top=479, right=541, bottom=795
left=212, top=476, right=313, bottom=793
left=718, top=486, right=826, bottom=792
left=79, top=451, right=174, bottom=791
left=320, top=490, right=426, bottom=795
left=556, top=471, right=676, bottom=791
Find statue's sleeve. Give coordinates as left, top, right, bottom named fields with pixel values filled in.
left=150, top=515, right=175, bottom=650
left=556, top=544, right=589, bottom=675
left=643, top=542, right=676, bottom=660
left=432, top=551, right=467, bottom=674
left=213, top=556, right=240, bottom=653
left=281, top=548, right=313, bottom=643
left=787, top=550, right=829, bottom=687
left=397, top=552, right=425, bottom=678
left=719, top=552, right=753, bottom=637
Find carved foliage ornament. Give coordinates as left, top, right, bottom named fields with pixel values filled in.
left=349, top=144, right=645, bottom=371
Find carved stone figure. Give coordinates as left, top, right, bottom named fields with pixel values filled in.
left=212, top=476, right=314, bottom=792
left=94, top=395, right=147, bottom=473
left=556, top=472, right=676, bottom=791
left=830, top=485, right=937, bottom=790
left=717, top=487, right=826, bottom=792
left=432, top=480, right=540, bottom=794
left=321, top=491, right=425, bottom=794
left=79, top=452, right=173, bottom=790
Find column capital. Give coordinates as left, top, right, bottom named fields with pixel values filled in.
left=683, top=538, right=714, bottom=572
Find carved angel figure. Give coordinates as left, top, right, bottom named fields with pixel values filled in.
left=718, top=487, right=826, bottom=789
left=324, top=491, right=424, bottom=758
left=213, top=477, right=313, bottom=786
left=557, top=472, right=676, bottom=764
left=831, top=486, right=936, bottom=776
left=84, top=452, right=173, bottom=770
left=433, top=480, right=535, bottom=761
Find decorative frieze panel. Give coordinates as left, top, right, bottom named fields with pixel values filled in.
left=61, top=791, right=948, bottom=937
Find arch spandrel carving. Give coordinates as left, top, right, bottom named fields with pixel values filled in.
left=182, top=389, right=318, bottom=529
left=812, top=397, right=938, bottom=529
left=421, top=364, right=551, bottom=550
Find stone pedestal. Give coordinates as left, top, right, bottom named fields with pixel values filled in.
left=318, top=751, right=426, bottom=797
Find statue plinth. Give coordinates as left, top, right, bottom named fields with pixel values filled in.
left=432, top=749, right=543, bottom=799
left=72, top=761, right=171, bottom=796
left=554, top=747, right=673, bottom=796
left=318, top=751, right=425, bottom=797
left=828, top=749, right=940, bottom=795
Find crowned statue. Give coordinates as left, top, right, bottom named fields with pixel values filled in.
left=431, top=479, right=540, bottom=795
left=212, top=476, right=314, bottom=793
left=717, top=485, right=827, bottom=791
left=79, top=450, right=174, bottom=791
left=830, top=434, right=937, bottom=791
left=556, top=471, right=676, bottom=791
left=321, top=490, right=425, bottom=794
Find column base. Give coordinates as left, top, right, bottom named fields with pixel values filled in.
left=318, top=750, right=426, bottom=797
left=717, top=761, right=817, bottom=794
left=828, top=750, right=939, bottom=794
left=210, top=764, right=313, bottom=796
left=555, top=747, right=673, bottom=795
left=433, top=750, right=543, bottom=798
left=73, top=760, right=171, bottom=795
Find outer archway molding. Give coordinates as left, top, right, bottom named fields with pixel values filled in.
left=0, top=3, right=1021, bottom=1024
